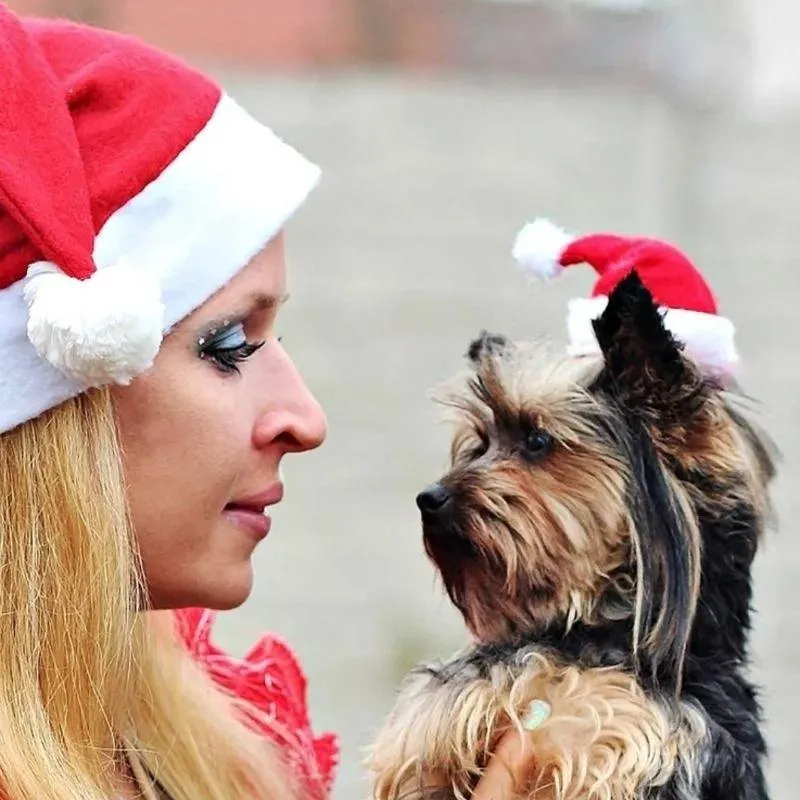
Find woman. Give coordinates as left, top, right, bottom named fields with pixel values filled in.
left=0, top=4, right=538, bottom=799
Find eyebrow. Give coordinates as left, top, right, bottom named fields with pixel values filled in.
left=248, top=291, right=290, bottom=312
left=229, top=291, right=288, bottom=318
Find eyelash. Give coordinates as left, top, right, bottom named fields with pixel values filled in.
left=208, top=341, right=265, bottom=374
left=198, top=323, right=280, bottom=375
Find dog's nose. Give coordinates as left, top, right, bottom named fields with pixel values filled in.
left=416, top=483, right=452, bottom=515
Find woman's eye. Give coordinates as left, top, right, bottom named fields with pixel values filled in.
left=198, top=322, right=265, bottom=375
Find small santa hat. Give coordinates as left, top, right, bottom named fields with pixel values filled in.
left=0, top=5, right=320, bottom=434
left=511, top=218, right=738, bottom=373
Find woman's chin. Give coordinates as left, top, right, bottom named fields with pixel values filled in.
left=202, top=566, right=255, bottom=611
left=148, top=562, right=255, bottom=611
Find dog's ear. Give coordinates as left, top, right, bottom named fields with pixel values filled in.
left=629, top=425, right=701, bottom=691
left=466, top=331, right=511, bottom=365
left=592, top=271, right=709, bottom=423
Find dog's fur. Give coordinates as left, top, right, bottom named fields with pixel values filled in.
left=365, top=273, right=776, bottom=800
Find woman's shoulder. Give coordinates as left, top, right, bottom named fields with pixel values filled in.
left=174, top=608, right=339, bottom=799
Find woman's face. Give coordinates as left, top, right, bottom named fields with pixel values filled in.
left=113, top=233, right=327, bottom=610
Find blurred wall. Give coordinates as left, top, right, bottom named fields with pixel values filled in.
left=13, top=0, right=800, bottom=116
left=16, top=0, right=800, bottom=116
left=3, top=2, right=798, bottom=800
left=6, top=0, right=446, bottom=69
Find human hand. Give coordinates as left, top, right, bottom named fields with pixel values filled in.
left=471, top=700, right=551, bottom=800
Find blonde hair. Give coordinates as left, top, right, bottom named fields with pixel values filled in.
left=0, top=389, right=297, bottom=800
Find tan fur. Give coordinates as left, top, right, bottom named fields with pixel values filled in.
left=431, top=344, right=768, bottom=668
left=365, top=652, right=707, bottom=800
left=434, top=348, right=637, bottom=644
left=368, top=332, right=772, bottom=800
left=431, top=349, right=658, bottom=651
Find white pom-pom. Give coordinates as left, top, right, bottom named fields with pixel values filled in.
left=23, top=261, right=165, bottom=386
left=511, top=218, right=574, bottom=280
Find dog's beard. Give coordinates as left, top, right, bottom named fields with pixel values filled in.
left=422, top=509, right=565, bottom=643
left=422, top=518, right=475, bottom=618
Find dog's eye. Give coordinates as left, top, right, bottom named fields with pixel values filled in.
left=468, top=434, right=490, bottom=459
left=523, top=428, right=553, bottom=459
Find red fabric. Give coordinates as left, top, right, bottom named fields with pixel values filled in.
left=561, top=234, right=718, bottom=315
left=560, top=234, right=633, bottom=276
left=175, top=608, right=339, bottom=800
left=0, top=3, right=221, bottom=288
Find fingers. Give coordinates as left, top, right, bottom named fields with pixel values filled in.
left=471, top=699, right=552, bottom=800
left=470, top=732, right=530, bottom=800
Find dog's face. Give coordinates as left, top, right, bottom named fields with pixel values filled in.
left=418, top=272, right=774, bottom=680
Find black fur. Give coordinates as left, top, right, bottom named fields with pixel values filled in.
left=466, top=330, right=510, bottom=364
left=412, top=273, right=773, bottom=799
left=416, top=476, right=769, bottom=798
left=591, top=271, right=710, bottom=429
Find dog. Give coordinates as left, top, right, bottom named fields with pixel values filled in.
left=365, top=272, right=776, bottom=800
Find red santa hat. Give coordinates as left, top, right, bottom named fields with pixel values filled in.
left=511, top=218, right=738, bottom=373
left=0, top=5, right=320, bottom=434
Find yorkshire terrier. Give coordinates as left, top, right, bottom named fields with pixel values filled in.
left=365, top=272, right=776, bottom=800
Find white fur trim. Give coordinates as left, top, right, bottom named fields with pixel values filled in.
left=24, top=260, right=164, bottom=386
left=512, top=218, right=574, bottom=280
left=0, top=93, right=320, bottom=433
left=566, top=296, right=739, bottom=370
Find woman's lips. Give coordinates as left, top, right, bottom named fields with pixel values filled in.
left=222, top=507, right=272, bottom=541
left=223, top=483, right=284, bottom=541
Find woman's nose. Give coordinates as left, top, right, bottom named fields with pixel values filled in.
left=252, top=356, right=327, bottom=454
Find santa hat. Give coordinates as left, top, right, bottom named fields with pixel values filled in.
left=0, top=5, right=320, bottom=434
left=511, top=218, right=738, bottom=373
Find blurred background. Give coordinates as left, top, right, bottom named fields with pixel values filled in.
left=9, top=0, right=798, bottom=797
